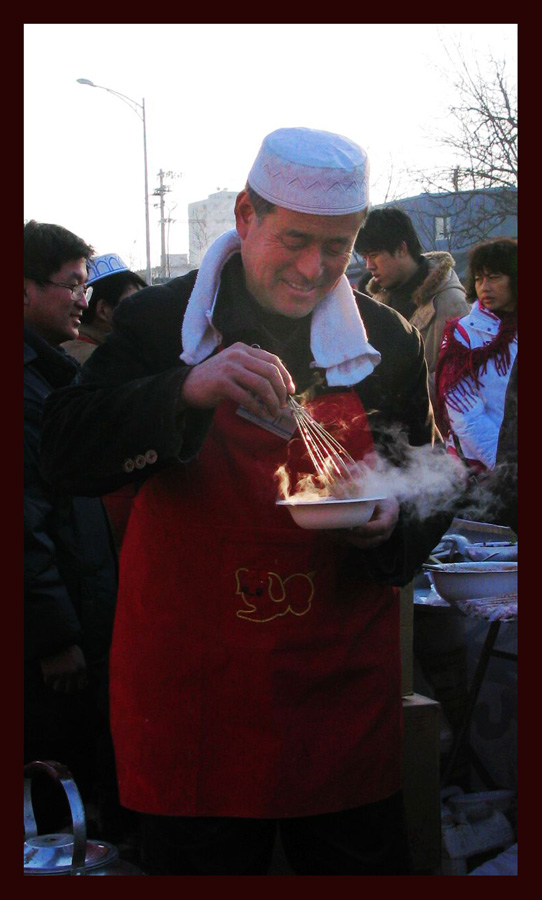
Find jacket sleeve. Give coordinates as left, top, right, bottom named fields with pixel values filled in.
left=446, top=390, right=500, bottom=469
left=356, top=297, right=439, bottom=452
left=345, top=506, right=455, bottom=587
left=40, top=285, right=214, bottom=497
left=352, top=297, right=455, bottom=584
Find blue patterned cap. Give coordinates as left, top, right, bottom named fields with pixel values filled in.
left=87, top=252, right=129, bottom=284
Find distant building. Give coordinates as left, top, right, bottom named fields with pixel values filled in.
left=348, top=186, right=517, bottom=287
left=188, top=189, right=238, bottom=266
left=159, top=253, right=195, bottom=281
left=136, top=253, right=195, bottom=285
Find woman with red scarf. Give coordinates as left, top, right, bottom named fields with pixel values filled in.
left=435, top=238, right=517, bottom=474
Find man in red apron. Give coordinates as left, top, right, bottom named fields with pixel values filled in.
left=41, top=128, right=452, bottom=874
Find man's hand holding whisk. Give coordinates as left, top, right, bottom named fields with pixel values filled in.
left=180, top=342, right=295, bottom=418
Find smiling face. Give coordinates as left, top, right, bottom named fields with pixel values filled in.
left=474, top=269, right=516, bottom=314
left=24, top=257, right=89, bottom=345
left=235, top=191, right=365, bottom=318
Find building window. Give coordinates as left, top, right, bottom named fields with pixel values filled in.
left=435, top=216, right=451, bottom=241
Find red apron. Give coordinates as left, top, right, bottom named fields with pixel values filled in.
left=110, top=391, right=402, bottom=817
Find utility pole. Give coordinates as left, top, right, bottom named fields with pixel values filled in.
left=153, top=170, right=182, bottom=279
left=153, top=170, right=170, bottom=278
left=165, top=202, right=178, bottom=279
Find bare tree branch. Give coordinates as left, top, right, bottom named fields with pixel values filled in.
left=404, top=42, right=517, bottom=244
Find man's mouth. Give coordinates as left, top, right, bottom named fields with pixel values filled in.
left=283, top=279, right=319, bottom=294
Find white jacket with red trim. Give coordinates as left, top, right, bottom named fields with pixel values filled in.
left=441, top=301, right=517, bottom=470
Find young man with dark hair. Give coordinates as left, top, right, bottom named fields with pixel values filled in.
left=355, top=207, right=469, bottom=405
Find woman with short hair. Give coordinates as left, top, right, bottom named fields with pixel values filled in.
left=435, top=237, right=517, bottom=474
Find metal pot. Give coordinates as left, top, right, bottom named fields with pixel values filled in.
left=432, top=534, right=517, bottom=562
left=423, top=561, right=518, bottom=603
left=24, top=760, right=145, bottom=875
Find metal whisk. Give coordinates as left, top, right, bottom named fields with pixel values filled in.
left=287, top=396, right=364, bottom=497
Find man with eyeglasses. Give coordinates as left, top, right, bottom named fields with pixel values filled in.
left=24, top=220, right=120, bottom=839
left=24, top=239, right=93, bottom=346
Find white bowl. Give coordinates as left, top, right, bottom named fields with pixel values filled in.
left=276, top=496, right=383, bottom=530
left=428, top=562, right=518, bottom=603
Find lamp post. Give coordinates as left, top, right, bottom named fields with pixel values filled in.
left=77, top=78, right=152, bottom=284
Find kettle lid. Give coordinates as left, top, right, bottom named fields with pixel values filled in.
left=24, top=833, right=119, bottom=875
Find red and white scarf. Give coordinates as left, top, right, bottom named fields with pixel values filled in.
left=435, top=301, right=517, bottom=435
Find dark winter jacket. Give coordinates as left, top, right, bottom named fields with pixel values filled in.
left=24, top=324, right=117, bottom=678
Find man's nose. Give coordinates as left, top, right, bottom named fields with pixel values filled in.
left=75, top=293, right=89, bottom=310
left=295, top=246, right=324, bottom=282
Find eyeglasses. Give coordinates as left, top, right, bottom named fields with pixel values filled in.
left=41, top=280, right=93, bottom=300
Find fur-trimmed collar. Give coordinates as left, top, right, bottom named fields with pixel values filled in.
left=367, top=251, right=461, bottom=309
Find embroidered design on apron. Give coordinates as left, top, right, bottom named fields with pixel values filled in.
left=235, top=566, right=316, bottom=622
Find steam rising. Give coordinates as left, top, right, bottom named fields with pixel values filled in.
left=359, top=445, right=467, bottom=520
left=276, top=420, right=514, bottom=524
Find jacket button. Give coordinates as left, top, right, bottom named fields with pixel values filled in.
left=135, top=454, right=147, bottom=469
left=145, top=449, right=158, bottom=464
left=122, top=458, right=135, bottom=473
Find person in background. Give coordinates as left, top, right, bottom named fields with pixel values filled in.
left=40, top=128, right=453, bottom=875
left=24, top=221, right=119, bottom=836
left=61, top=253, right=147, bottom=364
left=355, top=207, right=469, bottom=407
left=435, top=238, right=518, bottom=525
left=491, top=354, right=517, bottom=533
left=61, top=254, right=147, bottom=548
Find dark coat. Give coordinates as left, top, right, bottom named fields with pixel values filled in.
left=24, top=324, right=117, bottom=744
left=40, top=257, right=453, bottom=586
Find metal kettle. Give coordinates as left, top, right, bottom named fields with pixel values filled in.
left=24, top=760, right=145, bottom=876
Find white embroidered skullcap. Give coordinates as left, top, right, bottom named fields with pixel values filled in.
left=247, top=127, right=369, bottom=215
left=87, top=252, right=129, bottom=284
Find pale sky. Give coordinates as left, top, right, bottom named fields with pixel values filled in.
left=24, top=23, right=517, bottom=273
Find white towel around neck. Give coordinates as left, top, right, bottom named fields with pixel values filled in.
left=180, top=229, right=381, bottom=386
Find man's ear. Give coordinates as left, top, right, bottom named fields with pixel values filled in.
left=24, top=278, right=34, bottom=307
left=234, top=190, right=255, bottom=239
left=95, top=299, right=114, bottom=324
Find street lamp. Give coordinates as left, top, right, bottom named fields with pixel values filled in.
left=77, top=78, right=152, bottom=284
